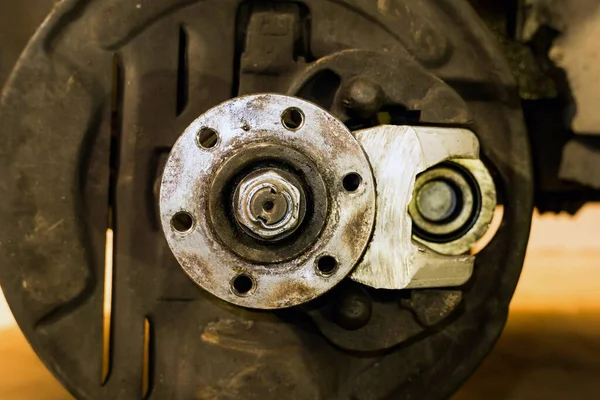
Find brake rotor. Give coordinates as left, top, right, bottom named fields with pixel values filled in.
left=0, top=1, right=533, bottom=399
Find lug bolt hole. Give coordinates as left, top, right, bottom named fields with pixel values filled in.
left=281, top=107, right=305, bottom=131
left=231, top=274, right=255, bottom=296
left=171, top=212, right=194, bottom=233
left=316, top=256, right=338, bottom=276
left=343, top=173, right=362, bottom=192
left=197, top=127, right=219, bottom=149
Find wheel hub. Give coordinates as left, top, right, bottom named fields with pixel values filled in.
left=160, top=94, right=376, bottom=309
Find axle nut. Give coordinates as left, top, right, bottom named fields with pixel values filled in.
left=234, top=169, right=305, bottom=241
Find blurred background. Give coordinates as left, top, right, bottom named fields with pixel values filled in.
left=2, top=206, right=599, bottom=399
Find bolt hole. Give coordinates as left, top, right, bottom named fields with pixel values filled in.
left=197, top=127, right=219, bottom=149
left=343, top=173, right=362, bottom=192
left=231, top=274, right=255, bottom=296
left=316, top=256, right=338, bottom=276
left=171, top=212, right=194, bottom=233
left=281, top=107, right=305, bottom=130
left=262, top=200, right=275, bottom=212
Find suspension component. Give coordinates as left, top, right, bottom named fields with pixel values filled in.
left=351, top=125, right=496, bottom=289
left=160, top=94, right=496, bottom=308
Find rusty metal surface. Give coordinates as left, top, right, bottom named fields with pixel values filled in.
left=160, top=94, right=376, bottom=309
left=207, top=142, right=329, bottom=264
left=305, top=284, right=464, bottom=352
left=289, top=49, right=472, bottom=126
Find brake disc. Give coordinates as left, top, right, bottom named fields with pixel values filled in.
left=0, top=1, right=533, bottom=399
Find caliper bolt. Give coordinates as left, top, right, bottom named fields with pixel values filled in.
left=342, top=76, right=384, bottom=118
left=333, top=284, right=373, bottom=331
left=234, top=169, right=305, bottom=241
left=415, top=179, right=458, bottom=222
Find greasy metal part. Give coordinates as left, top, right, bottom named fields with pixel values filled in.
left=289, top=49, right=473, bottom=125
left=160, top=94, right=376, bottom=309
left=305, top=287, right=424, bottom=352
left=331, top=283, right=373, bottom=331
left=401, top=289, right=463, bottom=327
left=306, top=284, right=464, bottom=353
left=342, top=76, right=384, bottom=118
left=208, top=143, right=326, bottom=264
left=233, top=169, right=305, bottom=241
left=415, top=159, right=497, bottom=256
left=415, top=180, right=458, bottom=222
left=469, top=0, right=559, bottom=101
left=351, top=125, right=495, bottom=290
left=410, top=165, right=476, bottom=238
left=238, top=3, right=304, bottom=95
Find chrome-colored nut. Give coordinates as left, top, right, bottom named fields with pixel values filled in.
left=234, top=170, right=303, bottom=240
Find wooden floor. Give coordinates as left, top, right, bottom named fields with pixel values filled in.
left=456, top=311, right=600, bottom=400
left=1, top=206, right=600, bottom=399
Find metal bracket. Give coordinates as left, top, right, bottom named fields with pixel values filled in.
left=351, top=125, right=496, bottom=290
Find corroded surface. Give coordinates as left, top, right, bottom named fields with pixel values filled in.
left=160, top=94, right=376, bottom=309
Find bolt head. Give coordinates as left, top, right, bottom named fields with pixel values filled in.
left=234, top=170, right=304, bottom=241
left=343, top=76, right=384, bottom=118
left=416, top=180, right=458, bottom=222
left=333, top=286, right=373, bottom=331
